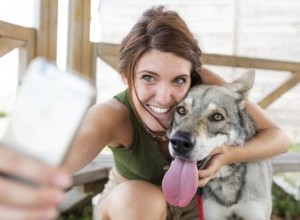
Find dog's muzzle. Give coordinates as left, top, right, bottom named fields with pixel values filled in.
left=170, top=131, right=194, bottom=155
left=170, top=131, right=212, bottom=168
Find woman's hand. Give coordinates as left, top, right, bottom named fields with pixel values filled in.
left=197, top=145, right=232, bottom=187
left=0, top=146, right=72, bottom=220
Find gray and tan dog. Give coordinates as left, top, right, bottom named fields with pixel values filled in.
left=162, top=70, right=273, bottom=220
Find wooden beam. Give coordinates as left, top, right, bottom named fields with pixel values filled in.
left=0, top=21, right=36, bottom=42
left=272, top=153, right=300, bottom=173
left=0, top=38, right=25, bottom=57
left=0, top=20, right=36, bottom=77
left=67, top=0, right=94, bottom=79
left=73, top=153, right=113, bottom=186
left=0, top=20, right=36, bottom=62
left=37, top=0, right=58, bottom=61
left=97, top=42, right=120, bottom=57
left=258, top=73, right=300, bottom=108
left=100, top=55, right=119, bottom=71
left=202, top=53, right=300, bottom=73
left=96, top=42, right=119, bottom=70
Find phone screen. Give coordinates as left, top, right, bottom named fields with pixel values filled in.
left=0, top=58, right=95, bottom=166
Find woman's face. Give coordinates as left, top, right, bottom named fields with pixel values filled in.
left=131, top=49, right=192, bottom=132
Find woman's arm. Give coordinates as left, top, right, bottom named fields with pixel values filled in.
left=198, top=67, right=290, bottom=186
left=235, top=99, right=289, bottom=160
left=63, top=98, right=131, bottom=174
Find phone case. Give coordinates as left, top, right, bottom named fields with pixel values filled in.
left=0, top=57, right=96, bottom=166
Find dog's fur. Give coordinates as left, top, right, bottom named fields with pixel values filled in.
left=167, top=70, right=273, bottom=220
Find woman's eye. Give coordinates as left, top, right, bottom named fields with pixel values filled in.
left=142, top=75, right=154, bottom=82
left=176, top=106, right=186, bottom=115
left=174, top=77, right=186, bottom=85
left=209, top=113, right=224, bottom=122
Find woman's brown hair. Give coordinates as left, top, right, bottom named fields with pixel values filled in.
left=119, top=5, right=202, bottom=90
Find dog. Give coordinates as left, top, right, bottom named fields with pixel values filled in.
left=162, top=70, right=273, bottom=220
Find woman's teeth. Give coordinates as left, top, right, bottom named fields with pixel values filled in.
left=148, top=105, right=169, bottom=114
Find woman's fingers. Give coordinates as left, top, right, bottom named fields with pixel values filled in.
left=0, top=146, right=71, bottom=219
left=0, top=205, right=58, bottom=220
left=0, top=146, right=71, bottom=188
left=197, top=154, right=223, bottom=187
left=0, top=177, right=65, bottom=207
left=198, top=168, right=214, bottom=187
left=198, top=177, right=210, bottom=187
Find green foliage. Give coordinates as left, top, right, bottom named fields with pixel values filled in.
left=289, top=143, right=300, bottom=153
left=0, top=112, right=6, bottom=118
left=59, top=203, right=93, bottom=220
left=272, top=184, right=300, bottom=220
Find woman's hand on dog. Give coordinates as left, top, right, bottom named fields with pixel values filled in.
left=0, top=146, right=72, bottom=220
left=197, top=145, right=232, bottom=187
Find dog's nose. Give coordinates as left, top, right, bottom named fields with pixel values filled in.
left=170, top=131, right=194, bottom=154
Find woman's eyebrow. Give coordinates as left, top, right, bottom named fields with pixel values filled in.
left=136, top=70, right=158, bottom=75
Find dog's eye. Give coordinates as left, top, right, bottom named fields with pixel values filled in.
left=176, top=106, right=186, bottom=115
left=209, top=113, right=224, bottom=122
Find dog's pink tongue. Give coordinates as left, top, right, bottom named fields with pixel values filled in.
left=162, top=157, right=198, bottom=207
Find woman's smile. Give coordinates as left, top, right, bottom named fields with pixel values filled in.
left=147, top=104, right=171, bottom=114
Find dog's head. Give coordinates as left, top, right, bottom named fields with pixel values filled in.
left=167, top=70, right=256, bottom=161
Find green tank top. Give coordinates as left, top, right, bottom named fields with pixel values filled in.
left=109, top=89, right=170, bottom=186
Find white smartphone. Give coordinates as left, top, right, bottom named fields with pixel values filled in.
left=0, top=58, right=95, bottom=166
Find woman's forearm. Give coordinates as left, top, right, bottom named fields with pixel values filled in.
left=226, top=127, right=290, bottom=164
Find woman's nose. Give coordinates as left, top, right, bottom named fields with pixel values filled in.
left=155, top=84, right=173, bottom=104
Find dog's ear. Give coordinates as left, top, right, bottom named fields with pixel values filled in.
left=226, top=70, right=255, bottom=107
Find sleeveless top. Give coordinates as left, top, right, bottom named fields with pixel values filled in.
left=109, top=89, right=171, bottom=186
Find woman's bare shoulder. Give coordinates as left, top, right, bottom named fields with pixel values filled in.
left=85, top=98, right=132, bottom=147
left=91, top=98, right=128, bottom=115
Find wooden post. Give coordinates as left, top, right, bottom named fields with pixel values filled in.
left=67, top=0, right=94, bottom=80
left=37, top=0, right=58, bottom=62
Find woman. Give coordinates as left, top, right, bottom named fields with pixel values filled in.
left=65, top=6, right=289, bottom=220
left=0, top=5, right=289, bottom=220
